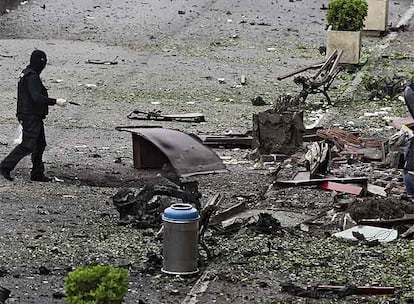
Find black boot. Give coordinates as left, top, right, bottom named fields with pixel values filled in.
left=0, top=168, right=14, bottom=181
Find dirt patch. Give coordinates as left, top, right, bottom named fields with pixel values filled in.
left=347, top=197, right=414, bottom=221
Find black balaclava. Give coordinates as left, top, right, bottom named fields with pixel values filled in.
left=30, top=50, right=47, bottom=74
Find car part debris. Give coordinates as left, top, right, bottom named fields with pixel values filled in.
left=277, top=49, right=342, bottom=105
left=127, top=110, right=205, bottom=123
left=281, top=282, right=395, bottom=299
left=116, top=127, right=227, bottom=179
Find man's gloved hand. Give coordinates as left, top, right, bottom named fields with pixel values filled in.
left=56, top=98, right=67, bottom=107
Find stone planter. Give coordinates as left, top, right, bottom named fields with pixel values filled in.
left=364, top=0, right=388, bottom=33
left=326, top=30, right=361, bottom=64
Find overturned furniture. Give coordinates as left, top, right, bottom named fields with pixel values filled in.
left=277, top=49, right=343, bottom=105
left=116, top=127, right=227, bottom=180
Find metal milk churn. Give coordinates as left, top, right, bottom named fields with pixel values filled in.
left=161, top=203, right=200, bottom=275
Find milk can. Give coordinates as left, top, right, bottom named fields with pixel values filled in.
left=161, top=203, right=200, bottom=275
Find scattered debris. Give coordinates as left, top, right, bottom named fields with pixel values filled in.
left=361, top=73, right=406, bottom=100
left=347, top=197, right=414, bottom=222
left=250, top=213, right=282, bottom=235
left=388, top=23, right=410, bottom=32
left=333, top=225, right=398, bottom=243
left=197, top=133, right=252, bottom=149
left=275, top=176, right=368, bottom=187
left=86, top=56, right=119, bottom=65
left=251, top=96, right=267, bottom=106
left=210, top=201, right=246, bottom=224
left=320, top=181, right=364, bottom=196
left=221, top=209, right=311, bottom=231
left=281, top=282, right=395, bottom=299
left=112, top=183, right=202, bottom=226
left=367, top=184, right=387, bottom=197
left=240, top=74, right=247, bottom=85
left=127, top=109, right=205, bottom=123
left=316, top=127, right=383, bottom=160
left=304, top=141, right=329, bottom=177
left=252, top=108, right=305, bottom=156
left=358, top=215, right=414, bottom=227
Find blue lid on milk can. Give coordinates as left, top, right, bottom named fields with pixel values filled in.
left=162, top=203, right=199, bottom=222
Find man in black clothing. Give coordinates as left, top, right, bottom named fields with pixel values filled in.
left=403, top=83, right=414, bottom=196
left=0, top=50, right=66, bottom=182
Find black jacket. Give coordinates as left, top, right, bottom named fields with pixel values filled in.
left=405, top=137, right=414, bottom=171
left=16, top=67, right=56, bottom=120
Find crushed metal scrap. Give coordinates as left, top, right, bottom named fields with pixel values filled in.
left=112, top=184, right=202, bottom=227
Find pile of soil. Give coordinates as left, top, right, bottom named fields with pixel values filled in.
left=347, top=197, right=414, bottom=221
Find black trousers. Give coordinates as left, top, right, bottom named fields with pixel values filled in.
left=0, top=118, right=46, bottom=178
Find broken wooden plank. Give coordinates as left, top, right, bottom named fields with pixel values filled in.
left=210, top=201, right=246, bottom=224
left=181, top=271, right=212, bottom=304
left=358, top=215, right=414, bottom=227
left=275, top=176, right=368, bottom=187
left=199, top=135, right=252, bottom=149
left=199, top=193, right=224, bottom=237
left=320, top=181, right=363, bottom=195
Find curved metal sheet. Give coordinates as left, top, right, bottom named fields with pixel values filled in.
left=119, top=127, right=227, bottom=178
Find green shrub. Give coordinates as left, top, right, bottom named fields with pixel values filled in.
left=327, top=0, right=368, bottom=31
left=65, top=265, right=129, bottom=304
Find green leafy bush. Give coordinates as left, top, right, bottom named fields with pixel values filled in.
left=65, top=265, right=129, bottom=304
left=327, top=0, right=368, bottom=31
